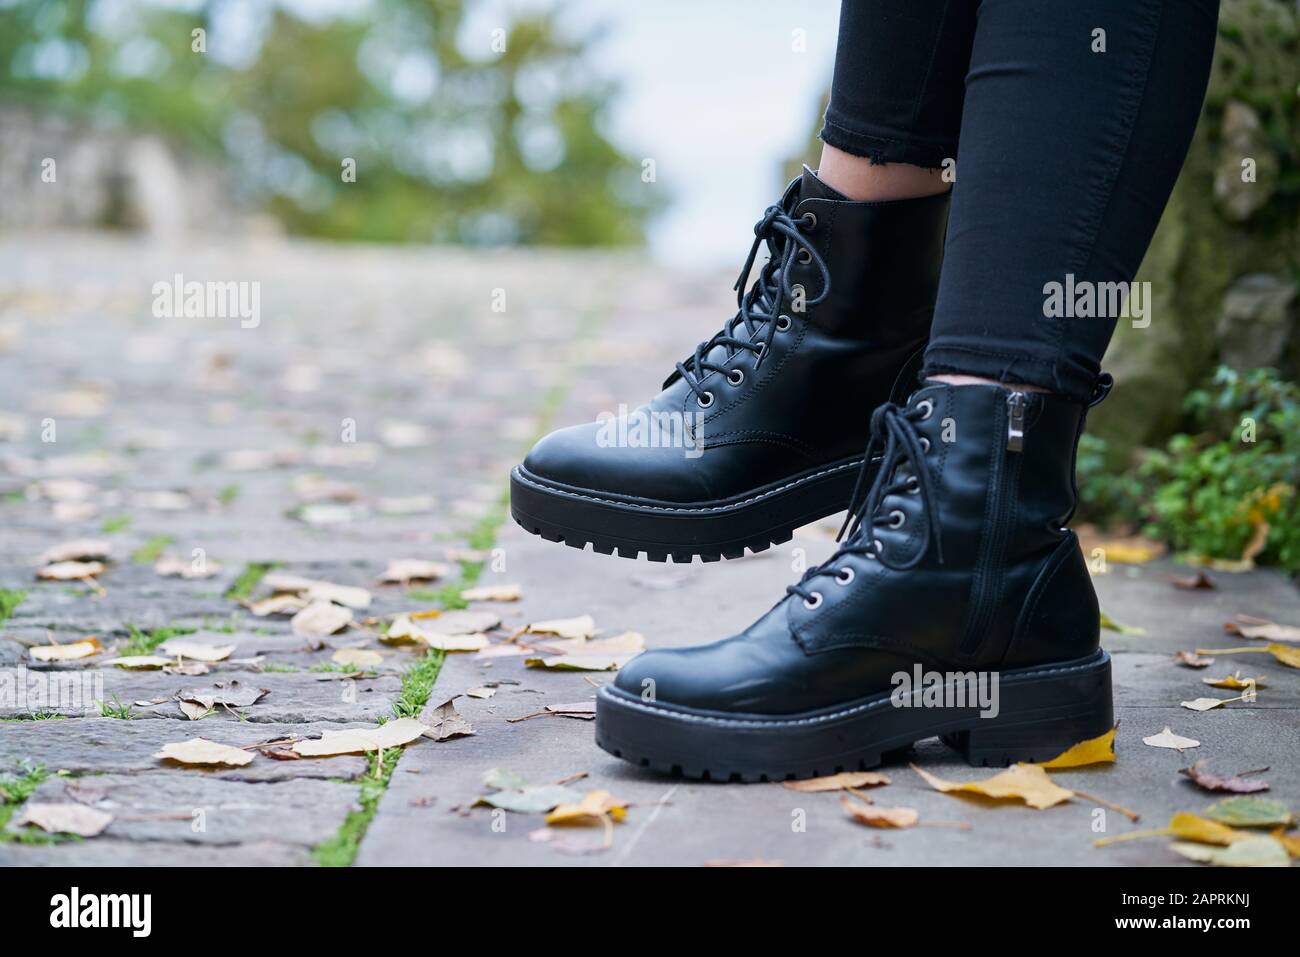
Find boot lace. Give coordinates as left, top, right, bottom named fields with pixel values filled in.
left=787, top=401, right=944, bottom=607
left=674, top=203, right=831, bottom=405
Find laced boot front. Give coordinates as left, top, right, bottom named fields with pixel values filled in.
left=510, top=168, right=950, bottom=562
left=596, top=380, right=1116, bottom=781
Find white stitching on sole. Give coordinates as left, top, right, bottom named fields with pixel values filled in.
left=513, top=457, right=866, bottom=515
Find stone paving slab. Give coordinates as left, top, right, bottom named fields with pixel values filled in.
left=0, top=668, right=402, bottom=722
left=0, top=838, right=314, bottom=867
left=0, top=719, right=373, bottom=781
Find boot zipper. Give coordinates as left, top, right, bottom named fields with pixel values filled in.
left=958, top=392, right=1025, bottom=656
left=1006, top=391, right=1026, bottom=452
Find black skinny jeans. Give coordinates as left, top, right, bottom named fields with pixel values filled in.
left=821, top=0, right=1219, bottom=402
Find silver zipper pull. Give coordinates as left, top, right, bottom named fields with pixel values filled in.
left=1006, top=392, right=1026, bottom=452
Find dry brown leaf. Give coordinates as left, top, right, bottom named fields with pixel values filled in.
left=524, top=654, right=630, bottom=672
left=841, top=796, right=919, bottom=828
left=14, top=802, right=113, bottom=837
left=783, top=771, right=891, bottom=793
left=154, top=554, right=222, bottom=579
left=420, top=632, right=490, bottom=653
left=417, top=609, right=501, bottom=635
left=378, top=559, right=452, bottom=584
left=331, top=647, right=383, bottom=667
left=1142, top=726, right=1200, bottom=752
left=460, top=584, right=522, bottom=602
left=29, top=637, right=104, bottom=662
left=292, top=717, right=428, bottom=757
left=1180, top=760, right=1269, bottom=794
left=522, top=615, right=597, bottom=640
left=156, top=737, right=254, bottom=767
left=37, top=560, right=106, bottom=581
left=107, top=655, right=173, bottom=670
left=537, top=631, right=645, bottom=657
left=245, top=594, right=308, bottom=617
left=1173, top=650, right=1215, bottom=669
left=1169, top=570, right=1214, bottom=590
left=38, top=538, right=112, bottom=564
left=465, top=686, right=496, bottom=699
left=261, top=572, right=372, bottom=609
left=291, top=600, right=353, bottom=638
left=424, top=698, right=474, bottom=741
left=1224, top=615, right=1300, bottom=643
left=912, top=762, right=1073, bottom=809
left=157, top=638, right=235, bottom=663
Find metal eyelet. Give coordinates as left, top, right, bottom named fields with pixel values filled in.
left=776, top=314, right=792, bottom=331
left=797, top=248, right=812, bottom=265
left=916, top=399, right=935, bottom=420
left=836, top=567, right=854, bottom=585
left=727, top=369, right=744, bottom=386
left=919, top=436, right=931, bottom=453
left=887, top=509, right=906, bottom=529
left=905, top=476, right=921, bottom=494
left=803, top=592, right=823, bottom=610
left=697, top=391, right=714, bottom=409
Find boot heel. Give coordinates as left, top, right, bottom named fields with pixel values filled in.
left=941, top=652, right=1113, bottom=767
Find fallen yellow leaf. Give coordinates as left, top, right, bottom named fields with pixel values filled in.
left=912, top=762, right=1073, bottom=809
left=784, top=771, right=891, bottom=792
left=29, top=637, right=104, bottom=662
left=1038, top=724, right=1117, bottom=768
left=545, top=789, right=629, bottom=826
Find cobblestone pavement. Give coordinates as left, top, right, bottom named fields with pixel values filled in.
left=1, top=233, right=1296, bottom=866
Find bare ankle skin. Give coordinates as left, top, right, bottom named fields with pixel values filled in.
left=816, top=142, right=950, bottom=201
left=927, top=374, right=1049, bottom=394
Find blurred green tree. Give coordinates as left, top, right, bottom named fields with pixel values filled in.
left=0, top=0, right=657, bottom=245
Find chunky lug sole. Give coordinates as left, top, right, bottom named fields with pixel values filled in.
left=510, top=456, right=868, bottom=563
left=595, top=649, right=1112, bottom=782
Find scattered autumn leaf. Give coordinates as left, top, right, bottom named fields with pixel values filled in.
left=1180, top=696, right=1243, bottom=712
left=378, top=559, right=451, bottom=585
left=1202, top=672, right=1264, bottom=690
left=1224, top=615, right=1300, bottom=643
left=1180, top=761, right=1269, bottom=794
left=1170, top=836, right=1289, bottom=867
left=292, top=717, right=428, bottom=757
left=332, top=647, right=383, bottom=668
left=424, top=698, right=474, bottom=741
left=476, top=769, right=583, bottom=813
left=524, top=654, right=629, bottom=672
left=465, top=686, right=495, bottom=699
left=29, top=637, right=104, bottom=662
left=1196, top=643, right=1300, bottom=669
left=154, top=554, right=222, bottom=579
left=842, top=796, right=919, bottom=828
left=291, top=600, right=353, bottom=638
left=177, top=680, right=268, bottom=711
left=108, top=655, right=173, bottom=670
left=155, top=737, right=253, bottom=767
left=245, top=594, right=308, bottom=617
left=1142, top=727, right=1200, bottom=752
left=1173, top=650, right=1214, bottom=669
left=1169, top=570, right=1214, bottom=590
left=460, top=584, right=522, bottom=602
left=421, top=632, right=490, bottom=652
left=37, top=560, right=106, bottom=581
left=1038, top=723, right=1117, bottom=769
left=546, top=789, right=629, bottom=826
left=37, top=538, right=112, bottom=564
left=14, top=802, right=113, bottom=837
left=521, top=615, right=597, bottom=640
left=912, top=762, right=1073, bottom=810
left=784, top=771, right=891, bottom=793
left=1097, top=541, right=1160, bottom=564
left=1202, top=796, right=1294, bottom=829
left=157, top=639, right=235, bottom=663
left=261, top=572, right=372, bottom=609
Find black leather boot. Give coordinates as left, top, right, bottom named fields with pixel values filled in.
left=596, top=379, right=1115, bottom=781
left=510, top=169, right=950, bottom=562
